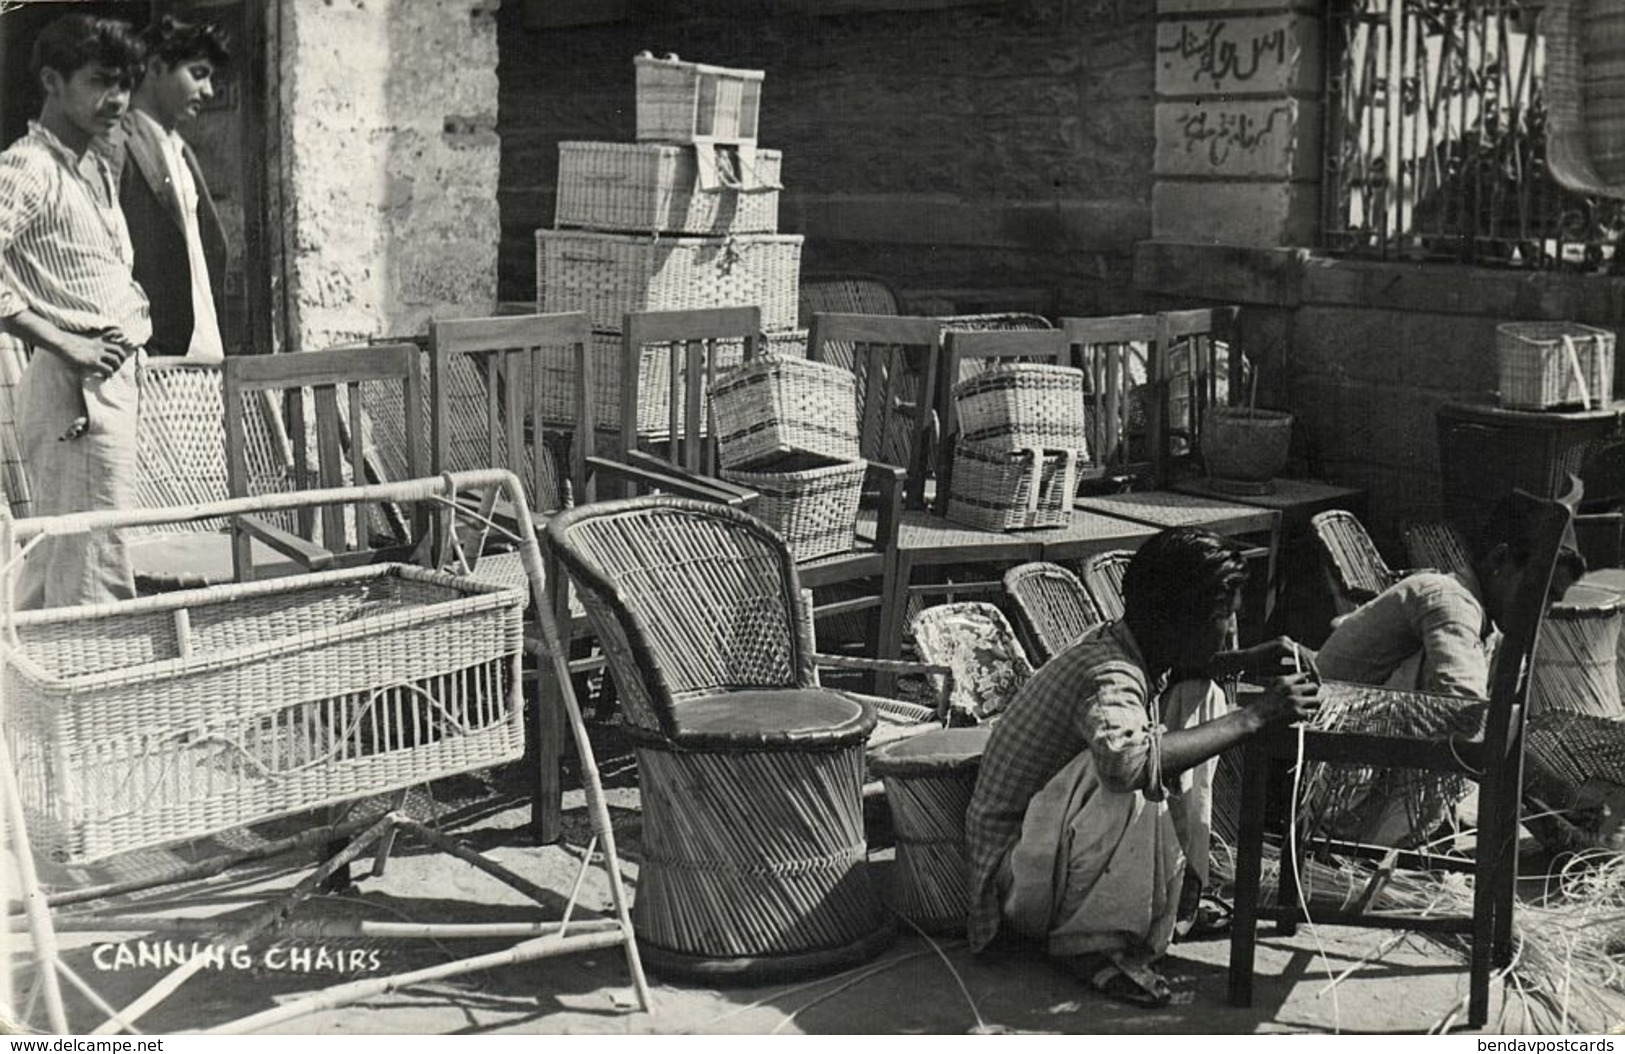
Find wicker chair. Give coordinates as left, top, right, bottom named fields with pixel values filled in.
left=798, top=272, right=905, bottom=326
left=1002, top=561, right=1098, bottom=664
left=908, top=601, right=1034, bottom=724
left=1309, top=509, right=1408, bottom=615
left=1079, top=548, right=1135, bottom=623
left=545, top=496, right=921, bottom=980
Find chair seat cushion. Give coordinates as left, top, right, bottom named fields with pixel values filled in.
left=659, top=688, right=876, bottom=751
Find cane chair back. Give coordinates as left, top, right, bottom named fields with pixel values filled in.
left=798, top=272, right=904, bottom=325
left=1160, top=306, right=1245, bottom=478
left=1230, top=486, right=1580, bottom=1029
left=619, top=306, right=762, bottom=482
left=1002, top=561, right=1098, bottom=664
left=544, top=498, right=811, bottom=739
left=1079, top=549, right=1135, bottom=623
left=808, top=312, right=941, bottom=510
left=1402, top=518, right=1478, bottom=581
left=224, top=344, right=427, bottom=581
left=1310, top=509, right=1404, bottom=614
left=909, top=601, right=1034, bottom=724
left=1061, top=314, right=1163, bottom=488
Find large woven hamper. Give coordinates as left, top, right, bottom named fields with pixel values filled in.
left=535, top=229, right=802, bottom=332
left=634, top=52, right=762, bottom=144
left=555, top=141, right=782, bottom=235
left=709, top=354, right=859, bottom=468
left=4, top=564, right=525, bottom=864
left=951, top=363, right=1088, bottom=453
left=532, top=328, right=805, bottom=434
left=1496, top=321, right=1615, bottom=410
left=945, top=440, right=1078, bottom=531
left=721, top=454, right=866, bottom=562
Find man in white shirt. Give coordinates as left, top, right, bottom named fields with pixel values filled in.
left=111, top=14, right=229, bottom=361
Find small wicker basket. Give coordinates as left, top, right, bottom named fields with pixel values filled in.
left=709, top=355, right=860, bottom=469
left=1496, top=321, right=1615, bottom=410
left=945, top=440, right=1077, bottom=532
left=721, top=453, right=866, bottom=562
left=951, top=363, right=1087, bottom=453
left=634, top=52, right=763, bottom=145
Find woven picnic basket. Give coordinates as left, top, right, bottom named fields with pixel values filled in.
left=720, top=453, right=866, bottom=561
left=535, top=229, right=802, bottom=332
left=634, top=52, right=762, bottom=145
left=945, top=439, right=1077, bottom=531
left=4, top=564, right=525, bottom=865
left=555, top=141, right=782, bottom=235
left=709, top=354, right=860, bottom=468
left=950, top=363, right=1087, bottom=453
left=532, top=328, right=804, bottom=434
left=1495, top=321, right=1615, bottom=410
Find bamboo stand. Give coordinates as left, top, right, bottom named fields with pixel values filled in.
left=0, top=469, right=649, bottom=1034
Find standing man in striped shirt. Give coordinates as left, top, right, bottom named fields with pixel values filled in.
left=0, top=15, right=150, bottom=609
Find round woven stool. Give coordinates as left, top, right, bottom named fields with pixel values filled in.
left=1530, top=583, right=1624, bottom=719
left=869, top=725, right=993, bottom=934
left=631, top=688, right=895, bottom=983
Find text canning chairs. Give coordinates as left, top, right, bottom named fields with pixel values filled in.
left=1229, top=487, right=1578, bottom=1029
left=1061, top=313, right=1163, bottom=489
left=223, top=344, right=428, bottom=582
left=1310, top=508, right=1408, bottom=615
left=545, top=497, right=938, bottom=979
left=1002, top=561, right=1099, bottom=664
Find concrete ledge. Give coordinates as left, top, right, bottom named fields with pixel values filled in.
left=1134, top=240, right=1307, bottom=305
left=781, top=193, right=1151, bottom=253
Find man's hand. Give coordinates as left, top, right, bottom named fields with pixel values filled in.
left=1246, top=670, right=1321, bottom=728
left=54, top=329, right=130, bottom=380
left=1213, top=636, right=1320, bottom=683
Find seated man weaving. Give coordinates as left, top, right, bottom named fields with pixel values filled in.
left=964, top=528, right=1320, bottom=1009
left=1304, top=493, right=1585, bottom=847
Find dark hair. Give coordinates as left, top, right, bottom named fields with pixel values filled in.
left=31, top=14, right=144, bottom=85
left=1122, top=527, right=1249, bottom=644
left=139, top=14, right=229, bottom=69
left=1479, top=489, right=1586, bottom=583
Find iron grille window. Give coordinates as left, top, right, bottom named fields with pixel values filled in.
left=1324, top=0, right=1625, bottom=271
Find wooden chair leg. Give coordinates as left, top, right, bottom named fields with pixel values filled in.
left=875, top=556, right=901, bottom=697
left=530, top=663, right=563, bottom=845
left=1271, top=753, right=1299, bottom=936
left=1228, top=739, right=1270, bottom=1007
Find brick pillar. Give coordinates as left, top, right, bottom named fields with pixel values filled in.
left=1152, top=0, right=1323, bottom=247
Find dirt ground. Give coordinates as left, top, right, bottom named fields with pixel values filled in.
left=7, top=741, right=1614, bottom=1036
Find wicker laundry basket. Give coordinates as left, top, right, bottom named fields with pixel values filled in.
left=5, top=564, right=525, bottom=864
left=951, top=363, right=1087, bottom=453
left=1496, top=321, right=1615, bottom=410
left=721, top=453, right=866, bottom=562
left=709, top=354, right=859, bottom=468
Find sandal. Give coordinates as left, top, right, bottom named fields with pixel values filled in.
left=1056, top=952, right=1172, bottom=1010
left=1175, top=892, right=1234, bottom=941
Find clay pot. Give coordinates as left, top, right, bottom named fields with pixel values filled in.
left=1202, top=407, right=1293, bottom=484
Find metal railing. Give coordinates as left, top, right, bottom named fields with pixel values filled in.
left=1323, top=0, right=1625, bottom=271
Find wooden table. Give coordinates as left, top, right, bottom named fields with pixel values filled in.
left=873, top=508, right=1157, bottom=674
left=1173, top=477, right=1369, bottom=644
left=1075, top=490, right=1283, bottom=639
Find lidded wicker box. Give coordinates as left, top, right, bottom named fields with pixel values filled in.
left=536, top=229, right=802, bottom=333
left=945, top=440, right=1077, bottom=532
left=1496, top=321, right=1616, bottom=410
left=709, top=355, right=860, bottom=468
left=722, top=453, right=867, bottom=562
left=555, top=141, right=782, bottom=236
left=635, top=51, right=763, bottom=145
left=4, top=565, right=525, bottom=864
left=951, top=363, right=1089, bottom=454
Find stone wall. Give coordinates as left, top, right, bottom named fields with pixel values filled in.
left=496, top=1, right=1157, bottom=316
left=276, top=0, right=500, bottom=350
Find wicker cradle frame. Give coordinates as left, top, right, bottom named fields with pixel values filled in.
left=544, top=497, right=893, bottom=979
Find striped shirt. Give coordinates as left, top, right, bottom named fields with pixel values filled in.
left=0, top=122, right=150, bottom=346
left=965, top=619, right=1169, bottom=951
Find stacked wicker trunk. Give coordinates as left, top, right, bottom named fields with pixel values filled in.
left=945, top=364, right=1089, bottom=531
left=536, top=53, right=804, bottom=432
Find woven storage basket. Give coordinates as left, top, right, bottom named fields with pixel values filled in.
left=536, top=229, right=802, bottom=333
left=1495, top=321, right=1615, bottom=410
left=721, top=453, right=866, bottom=562
left=5, top=564, right=525, bottom=865
left=945, top=439, right=1078, bottom=531
left=634, top=51, right=762, bottom=144
left=951, top=363, right=1087, bottom=453
left=532, top=328, right=804, bottom=434
left=555, top=141, right=782, bottom=235
left=709, top=354, right=860, bottom=469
